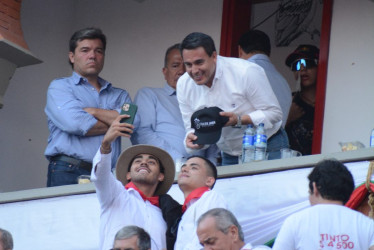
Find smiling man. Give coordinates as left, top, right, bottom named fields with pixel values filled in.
left=176, top=32, right=282, bottom=166
left=174, top=156, right=227, bottom=250
left=91, top=115, right=175, bottom=250
left=45, top=27, right=133, bottom=187
left=131, top=43, right=218, bottom=164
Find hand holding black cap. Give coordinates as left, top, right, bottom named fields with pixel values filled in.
left=190, top=106, right=229, bottom=145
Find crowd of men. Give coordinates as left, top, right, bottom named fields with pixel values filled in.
left=4, top=27, right=371, bottom=250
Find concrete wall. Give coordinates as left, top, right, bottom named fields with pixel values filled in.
left=321, top=0, right=374, bottom=153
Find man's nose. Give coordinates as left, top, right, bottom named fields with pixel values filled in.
left=88, top=50, right=96, bottom=59
left=181, top=165, right=189, bottom=173
left=191, top=64, right=199, bottom=74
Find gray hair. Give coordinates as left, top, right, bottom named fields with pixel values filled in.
left=114, top=225, right=151, bottom=250
left=0, top=228, right=13, bottom=250
left=197, top=208, right=244, bottom=241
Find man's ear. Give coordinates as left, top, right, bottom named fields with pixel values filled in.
left=162, top=67, right=167, bottom=80
left=205, top=176, right=215, bottom=189
left=126, top=172, right=131, bottom=182
left=312, top=182, right=319, bottom=196
left=68, top=52, right=75, bottom=64
left=212, top=51, right=217, bottom=63
left=238, top=46, right=243, bottom=58
left=158, top=172, right=165, bottom=182
left=228, top=225, right=239, bottom=241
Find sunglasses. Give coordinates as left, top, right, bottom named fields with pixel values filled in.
left=291, top=59, right=318, bottom=71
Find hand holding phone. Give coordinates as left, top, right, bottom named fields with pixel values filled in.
left=120, top=103, right=138, bottom=124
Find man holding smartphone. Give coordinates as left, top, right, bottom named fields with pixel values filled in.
left=44, top=27, right=133, bottom=187
left=92, top=114, right=175, bottom=250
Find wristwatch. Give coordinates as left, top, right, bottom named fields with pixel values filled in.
left=232, top=115, right=242, bottom=128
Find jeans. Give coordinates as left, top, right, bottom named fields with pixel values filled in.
left=267, top=128, right=289, bottom=160
left=47, top=159, right=91, bottom=187
left=221, top=128, right=289, bottom=165
left=221, top=151, right=239, bottom=166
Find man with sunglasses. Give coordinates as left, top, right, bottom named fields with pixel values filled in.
left=285, top=45, right=319, bottom=155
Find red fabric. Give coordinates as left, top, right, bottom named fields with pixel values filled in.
left=345, top=182, right=374, bottom=209
left=182, top=187, right=210, bottom=213
left=125, top=182, right=159, bottom=207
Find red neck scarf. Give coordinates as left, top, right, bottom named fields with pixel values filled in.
left=182, top=186, right=210, bottom=213
left=125, top=182, right=159, bottom=207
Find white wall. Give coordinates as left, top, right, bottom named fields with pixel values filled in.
left=322, top=0, right=374, bottom=153
left=0, top=0, right=223, bottom=192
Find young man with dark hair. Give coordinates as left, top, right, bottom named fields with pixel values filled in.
left=131, top=43, right=218, bottom=163
left=177, top=32, right=282, bottom=166
left=174, top=155, right=227, bottom=249
left=238, top=30, right=292, bottom=160
left=45, top=27, right=133, bottom=186
left=92, top=115, right=175, bottom=250
left=273, top=159, right=374, bottom=250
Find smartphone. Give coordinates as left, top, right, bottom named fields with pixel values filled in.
left=120, top=103, right=138, bottom=124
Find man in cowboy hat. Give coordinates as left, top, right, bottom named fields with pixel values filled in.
left=91, top=114, right=175, bottom=250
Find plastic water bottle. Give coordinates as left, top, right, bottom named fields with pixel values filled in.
left=242, top=124, right=255, bottom=163
left=370, top=128, right=374, bottom=147
left=254, top=123, right=267, bottom=161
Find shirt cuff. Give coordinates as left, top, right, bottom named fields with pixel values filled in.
left=91, top=148, right=112, bottom=182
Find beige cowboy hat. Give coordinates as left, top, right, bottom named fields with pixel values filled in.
left=115, top=144, right=175, bottom=196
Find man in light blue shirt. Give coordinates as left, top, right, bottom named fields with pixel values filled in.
left=131, top=44, right=218, bottom=164
left=45, top=27, right=134, bottom=187
left=238, top=30, right=292, bottom=160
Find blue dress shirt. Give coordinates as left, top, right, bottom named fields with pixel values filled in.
left=131, top=83, right=218, bottom=162
left=248, top=54, right=292, bottom=128
left=44, top=72, right=132, bottom=168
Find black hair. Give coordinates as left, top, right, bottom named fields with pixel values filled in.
left=68, top=27, right=106, bottom=67
left=238, top=29, right=271, bottom=56
left=186, top=155, right=217, bottom=189
left=164, top=43, right=181, bottom=68
left=180, top=32, right=216, bottom=57
left=308, top=159, right=354, bottom=204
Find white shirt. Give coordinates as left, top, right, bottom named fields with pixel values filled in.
left=272, top=204, right=374, bottom=250
left=241, top=243, right=254, bottom=249
left=177, top=56, right=282, bottom=156
left=91, top=150, right=167, bottom=250
left=174, top=190, right=228, bottom=250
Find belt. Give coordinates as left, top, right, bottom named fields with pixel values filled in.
left=51, top=154, right=92, bottom=172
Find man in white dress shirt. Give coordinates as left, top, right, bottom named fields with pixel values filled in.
left=91, top=115, right=175, bottom=250
left=177, top=32, right=282, bottom=166
left=174, top=156, right=227, bottom=249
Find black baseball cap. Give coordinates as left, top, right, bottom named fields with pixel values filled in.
left=285, top=44, right=319, bottom=67
left=191, top=106, right=229, bottom=145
